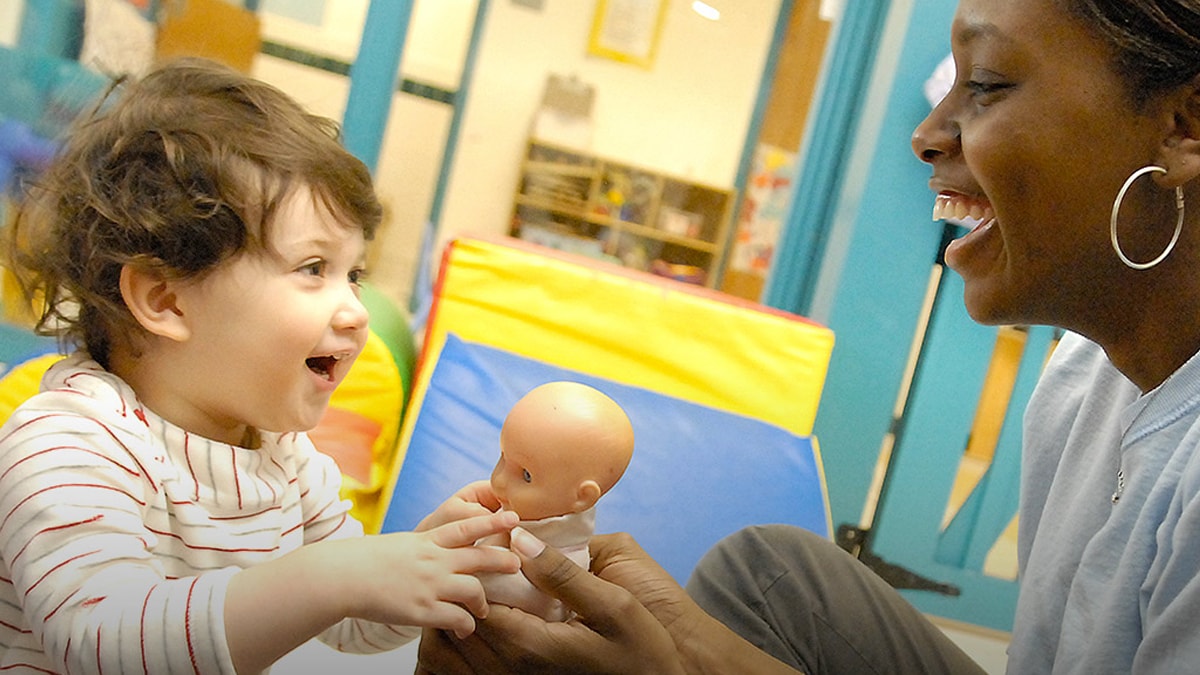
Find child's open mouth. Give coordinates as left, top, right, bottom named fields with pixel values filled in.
left=306, top=355, right=339, bottom=381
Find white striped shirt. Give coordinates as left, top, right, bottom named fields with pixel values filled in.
left=0, top=354, right=416, bottom=674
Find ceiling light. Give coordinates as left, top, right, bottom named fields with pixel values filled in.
left=692, top=1, right=720, bottom=21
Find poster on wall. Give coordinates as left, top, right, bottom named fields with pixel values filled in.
left=729, top=143, right=797, bottom=275
left=587, top=0, right=669, bottom=68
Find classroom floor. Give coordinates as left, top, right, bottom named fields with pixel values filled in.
left=275, top=617, right=1009, bottom=674
left=938, top=618, right=1010, bottom=674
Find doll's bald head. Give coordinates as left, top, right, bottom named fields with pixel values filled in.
left=490, top=382, right=634, bottom=520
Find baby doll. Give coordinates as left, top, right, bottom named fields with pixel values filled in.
left=482, top=380, right=635, bottom=620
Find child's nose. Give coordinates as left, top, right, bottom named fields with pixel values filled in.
left=334, top=288, right=370, bottom=333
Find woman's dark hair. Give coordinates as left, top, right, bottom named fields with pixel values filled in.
left=1061, top=0, right=1200, bottom=103
left=6, top=57, right=381, bottom=368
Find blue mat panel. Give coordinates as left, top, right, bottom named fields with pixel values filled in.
left=381, top=334, right=829, bottom=584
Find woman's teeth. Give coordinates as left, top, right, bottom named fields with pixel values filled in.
left=932, top=195, right=995, bottom=222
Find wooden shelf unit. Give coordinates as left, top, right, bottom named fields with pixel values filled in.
left=509, top=139, right=735, bottom=287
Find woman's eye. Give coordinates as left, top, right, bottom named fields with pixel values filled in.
left=522, top=469, right=532, bottom=483
left=964, top=78, right=1013, bottom=104
left=966, top=80, right=1004, bottom=94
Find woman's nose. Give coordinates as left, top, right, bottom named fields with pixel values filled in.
left=911, top=102, right=958, bottom=164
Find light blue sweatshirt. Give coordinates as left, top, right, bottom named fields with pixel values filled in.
left=1010, top=331, right=1200, bottom=673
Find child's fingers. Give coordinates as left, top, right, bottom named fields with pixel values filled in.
left=453, top=479, right=502, bottom=512
left=440, top=572, right=491, bottom=620
left=417, top=481, right=503, bottom=532
left=454, top=543, right=522, bottom=575
left=431, top=510, right=519, bottom=548
left=417, top=499, right=493, bottom=532
left=421, top=601, right=480, bottom=640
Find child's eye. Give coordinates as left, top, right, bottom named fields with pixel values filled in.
left=299, top=260, right=326, bottom=277
left=349, top=268, right=366, bottom=285
left=523, top=469, right=532, bottom=483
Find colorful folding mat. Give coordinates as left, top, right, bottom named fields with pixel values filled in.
left=379, top=236, right=835, bottom=583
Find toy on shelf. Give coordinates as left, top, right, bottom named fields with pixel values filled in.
left=510, top=140, right=734, bottom=286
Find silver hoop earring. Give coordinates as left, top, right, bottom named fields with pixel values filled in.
left=1110, top=165, right=1185, bottom=270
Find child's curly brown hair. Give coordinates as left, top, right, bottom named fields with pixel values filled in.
left=6, top=57, right=381, bottom=369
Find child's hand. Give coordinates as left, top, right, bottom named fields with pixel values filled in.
left=417, top=479, right=503, bottom=532
left=345, top=509, right=520, bottom=637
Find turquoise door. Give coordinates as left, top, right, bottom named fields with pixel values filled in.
left=862, top=234, right=1058, bottom=632
left=765, top=0, right=1048, bottom=632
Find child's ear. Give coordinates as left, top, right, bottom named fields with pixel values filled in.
left=119, top=264, right=189, bottom=341
left=573, top=480, right=602, bottom=512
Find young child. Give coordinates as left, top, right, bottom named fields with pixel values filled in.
left=482, top=381, right=634, bottom=620
left=0, top=58, right=518, bottom=674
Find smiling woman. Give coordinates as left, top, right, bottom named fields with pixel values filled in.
left=912, top=0, right=1200, bottom=671
left=410, top=1, right=1200, bottom=673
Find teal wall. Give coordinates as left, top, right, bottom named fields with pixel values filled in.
left=786, top=0, right=959, bottom=529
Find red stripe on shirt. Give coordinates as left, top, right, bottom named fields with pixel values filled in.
left=0, top=445, right=141, bottom=484
left=10, top=514, right=105, bottom=565
left=207, top=504, right=282, bottom=521
left=184, top=577, right=201, bottom=675
left=139, top=585, right=152, bottom=675
left=144, top=526, right=280, bottom=554
left=95, top=623, right=104, bottom=675
left=184, top=432, right=200, bottom=501
left=0, top=413, right=158, bottom=494
left=231, top=446, right=243, bottom=510
left=27, top=550, right=98, bottom=600
left=2, top=484, right=146, bottom=531
left=0, top=660, right=61, bottom=673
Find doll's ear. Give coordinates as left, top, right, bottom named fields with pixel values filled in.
left=120, top=264, right=189, bottom=341
left=574, top=480, right=602, bottom=512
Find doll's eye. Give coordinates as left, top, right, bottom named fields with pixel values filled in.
left=523, top=469, right=532, bottom=483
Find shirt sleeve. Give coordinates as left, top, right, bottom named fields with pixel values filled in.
left=292, top=436, right=420, bottom=652
left=0, top=401, right=238, bottom=675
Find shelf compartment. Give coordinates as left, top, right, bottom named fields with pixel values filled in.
left=510, top=139, right=734, bottom=288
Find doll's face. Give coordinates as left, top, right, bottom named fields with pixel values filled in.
left=490, top=382, right=634, bottom=521
left=491, top=441, right=595, bottom=521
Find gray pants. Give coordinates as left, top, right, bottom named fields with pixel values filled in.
left=686, top=525, right=988, bottom=675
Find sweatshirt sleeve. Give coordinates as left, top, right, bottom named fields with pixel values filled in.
left=1138, top=457, right=1200, bottom=673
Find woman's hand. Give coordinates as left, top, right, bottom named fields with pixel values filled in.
left=416, top=528, right=685, bottom=675
left=586, top=532, right=706, bottom=633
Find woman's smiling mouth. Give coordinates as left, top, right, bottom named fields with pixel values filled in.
left=932, top=193, right=995, bottom=224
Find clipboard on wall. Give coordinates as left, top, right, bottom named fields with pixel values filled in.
left=586, top=0, right=669, bottom=69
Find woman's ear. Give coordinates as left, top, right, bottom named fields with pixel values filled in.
left=1158, top=75, right=1200, bottom=185
left=119, top=264, right=189, bottom=341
